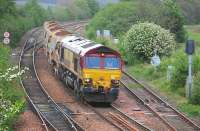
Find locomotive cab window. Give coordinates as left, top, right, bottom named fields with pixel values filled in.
left=85, top=55, right=120, bottom=69
left=85, top=56, right=100, bottom=69
left=104, top=57, right=120, bottom=69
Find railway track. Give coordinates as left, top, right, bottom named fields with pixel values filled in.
left=60, top=20, right=89, bottom=28
left=19, top=28, right=84, bottom=131
left=84, top=103, right=152, bottom=131
left=121, top=71, right=200, bottom=131
left=59, top=20, right=89, bottom=35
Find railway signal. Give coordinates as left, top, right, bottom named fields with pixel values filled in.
left=185, top=39, right=195, bottom=99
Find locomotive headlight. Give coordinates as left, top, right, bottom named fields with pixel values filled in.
left=84, top=78, right=92, bottom=83
left=111, top=79, right=119, bottom=84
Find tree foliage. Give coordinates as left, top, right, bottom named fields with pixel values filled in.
left=66, top=0, right=99, bottom=20
left=86, top=2, right=136, bottom=39
left=0, top=45, right=25, bottom=130
left=22, top=0, right=48, bottom=26
left=123, top=22, right=175, bottom=61
left=86, top=0, right=100, bottom=16
left=122, top=0, right=200, bottom=24
left=0, top=0, right=48, bottom=47
left=159, top=0, right=186, bottom=42
left=176, top=0, right=200, bottom=24
left=0, top=0, right=16, bottom=17
left=170, top=53, right=200, bottom=91
left=86, top=0, right=186, bottom=42
left=191, top=72, right=200, bottom=104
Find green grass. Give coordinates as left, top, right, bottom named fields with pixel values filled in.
left=127, top=82, right=143, bottom=89
left=179, top=103, right=200, bottom=117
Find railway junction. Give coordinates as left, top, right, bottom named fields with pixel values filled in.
left=12, top=21, right=200, bottom=131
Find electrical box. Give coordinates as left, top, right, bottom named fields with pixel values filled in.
left=185, top=40, right=195, bottom=55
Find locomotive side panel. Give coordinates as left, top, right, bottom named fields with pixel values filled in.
left=64, top=48, right=74, bottom=70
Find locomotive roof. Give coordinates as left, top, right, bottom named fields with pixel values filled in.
left=61, top=36, right=103, bottom=56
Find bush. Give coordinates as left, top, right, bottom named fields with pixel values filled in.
left=123, top=22, right=175, bottom=61
left=170, top=52, right=200, bottom=90
left=0, top=45, right=25, bottom=130
left=170, top=52, right=188, bottom=89
left=191, top=72, right=200, bottom=104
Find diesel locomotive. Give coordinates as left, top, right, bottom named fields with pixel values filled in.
left=43, top=21, right=123, bottom=103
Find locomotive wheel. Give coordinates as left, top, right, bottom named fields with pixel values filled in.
left=53, top=67, right=58, bottom=76
left=79, top=92, right=85, bottom=104
left=74, top=80, right=80, bottom=100
left=58, top=69, right=62, bottom=80
left=65, top=77, right=69, bottom=87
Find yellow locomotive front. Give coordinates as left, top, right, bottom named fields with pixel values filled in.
left=80, top=47, right=123, bottom=103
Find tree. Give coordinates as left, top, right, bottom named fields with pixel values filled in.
left=23, top=0, right=47, bottom=26
left=0, top=0, right=16, bottom=17
left=86, top=0, right=100, bottom=16
left=159, top=0, right=186, bottom=42
left=74, top=0, right=92, bottom=19
left=86, top=2, right=136, bottom=39
left=124, top=22, right=175, bottom=61
left=50, top=7, right=70, bottom=21
left=86, top=0, right=186, bottom=42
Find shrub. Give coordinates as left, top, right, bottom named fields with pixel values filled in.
left=170, top=52, right=188, bottom=89
left=191, top=72, right=200, bottom=104
left=123, top=22, right=175, bottom=61
left=170, top=52, right=200, bottom=90
left=0, top=45, right=25, bottom=130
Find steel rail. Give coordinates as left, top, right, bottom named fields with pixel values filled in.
left=122, top=71, right=200, bottom=130
left=60, top=20, right=89, bottom=28
left=33, top=42, right=84, bottom=131
left=18, top=28, right=49, bottom=131
left=19, top=28, right=84, bottom=131
left=86, top=103, right=153, bottom=131
left=87, top=104, right=124, bottom=131
left=111, top=105, right=153, bottom=131
left=120, top=80, right=177, bottom=131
